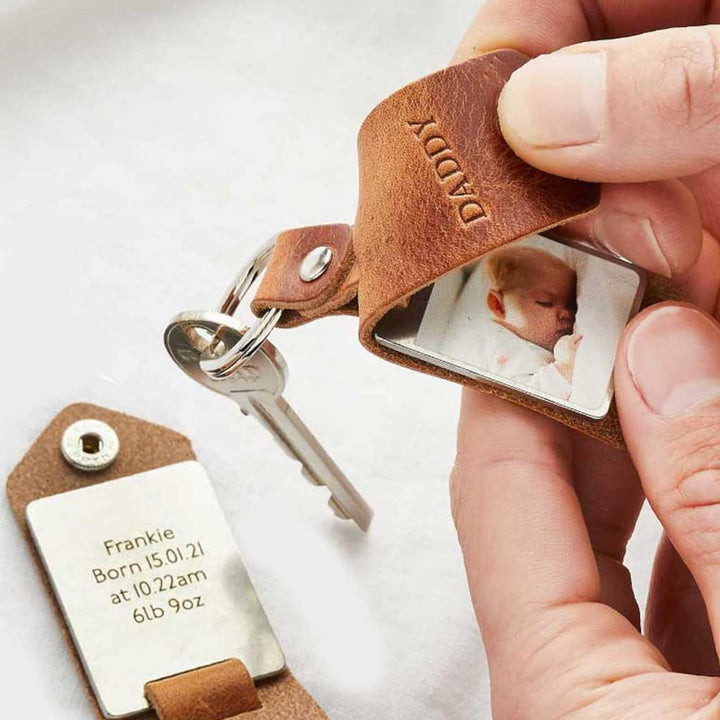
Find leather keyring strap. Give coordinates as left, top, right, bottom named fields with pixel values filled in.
left=145, top=659, right=262, bottom=720
left=6, top=403, right=330, bottom=720
left=250, top=49, right=687, bottom=451
left=145, top=659, right=328, bottom=720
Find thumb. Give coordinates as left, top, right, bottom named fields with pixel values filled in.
left=615, top=302, right=720, bottom=646
left=498, top=26, right=720, bottom=182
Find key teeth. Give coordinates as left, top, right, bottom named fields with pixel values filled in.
left=328, top=496, right=351, bottom=520
left=268, top=437, right=324, bottom=488
left=272, top=435, right=295, bottom=460
left=300, top=465, right=322, bottom=486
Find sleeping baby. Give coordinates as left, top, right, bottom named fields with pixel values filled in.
left=482, top=245, right=583, bottom=400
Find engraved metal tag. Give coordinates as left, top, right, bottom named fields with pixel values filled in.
left=26, top=460, right=285, bottom=719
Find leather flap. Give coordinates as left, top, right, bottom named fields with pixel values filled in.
left=251, top=224, right=359, bottom=326
left=352, top=49, right=599, bottom=342
left=244, top=50, right=687, bottom=450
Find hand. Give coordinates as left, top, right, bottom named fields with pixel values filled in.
left=453, top=301, right=720, bottom=718
left=452, top=3, right=720, bottom=281
left=553, top=332, right=583, bottom=381
left=450, top=3, right=720, bottom=718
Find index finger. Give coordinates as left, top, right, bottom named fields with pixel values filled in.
left=451, top=0, right=711, bottom=64
left=451, top=389, right=597, bottom=652
left=450, top=388, right=670, bottom=715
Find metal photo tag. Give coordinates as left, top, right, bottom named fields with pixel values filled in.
left=25, top=460, right=285, bottom=719
left=418, top=234, right=646, bottom=418
left=375, top=233, right=647, bottom=420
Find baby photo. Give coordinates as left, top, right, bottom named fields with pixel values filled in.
left=415, top=233, right=646, bottom=418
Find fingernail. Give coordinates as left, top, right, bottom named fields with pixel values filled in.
left=499, top=51, right=606, bottom=148
left=593, top=210, right=672, bottom=277
left=626, top=306, right=720, bottom=416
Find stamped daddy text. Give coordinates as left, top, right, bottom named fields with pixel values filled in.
left=407, top=117, right=486, bottom=225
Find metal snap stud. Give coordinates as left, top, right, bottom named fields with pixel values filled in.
left=299, top=246, right=333, bottom=282
left=61, top=419, right=120, bottom=472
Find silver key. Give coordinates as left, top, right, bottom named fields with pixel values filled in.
left=164, top=309, right=373, bottom=531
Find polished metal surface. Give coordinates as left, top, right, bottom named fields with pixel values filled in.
left=201, top=234, right=283, bottom=377
left=26, top=460, right=285, bottom=719
left=164, top=310, right=373, bottom=531
left=299, top=245, right=332, bottom=282
left=373, top=233, right=648, bottom=421
left=164, top=310, right=288, bottom=398
left=61, top=419, right=120, bottom=472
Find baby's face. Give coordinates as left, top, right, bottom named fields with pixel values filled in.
left=500, top=262, right=577, bottom=351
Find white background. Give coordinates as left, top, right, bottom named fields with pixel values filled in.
left=0, top=1, right=663, bottom=718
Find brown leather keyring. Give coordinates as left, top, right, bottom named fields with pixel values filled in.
left=245, top=48, right=686, bottom=451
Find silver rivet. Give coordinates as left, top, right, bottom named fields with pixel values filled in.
left=299, top=246, right=333, bottom=282
left=61, top=419, right=120, bottom=472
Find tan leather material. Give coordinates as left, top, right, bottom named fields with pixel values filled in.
left=251, top=224, right=359, bottom=327
left=145, top=659, right=262, bottom=720
left=247, top=671, right=330, bottom=719
left=353, top=49, right=599, bottom=340
left=145, top=663, right=330, bottom=720
left=252, top=50, right=598, bottom=330
left=243, top=49, right=687, bottom=450
left=6, top=403, right=330, bottom=720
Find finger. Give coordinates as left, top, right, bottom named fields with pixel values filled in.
left=675, top=229, right=720, bottom=317
left=451, top=389, right=596, bottom=639
left=451, top=0, right=710, bottom=64
left=571, top=432, right=644, bottom=629
left=451, top=389, right=669, bottom=717
left=497, top=26, right=720, bottom=182
left=642, top=229, right=720, bottom=674
left=615, top=301, right=720, bottom=651
left=645, top=532, right=720, bottom=675
left=450, top=0, right=587, bottom=65
left=683, top=165, right=720, bottom=243
left=557, top=179, right=703, bottom=277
